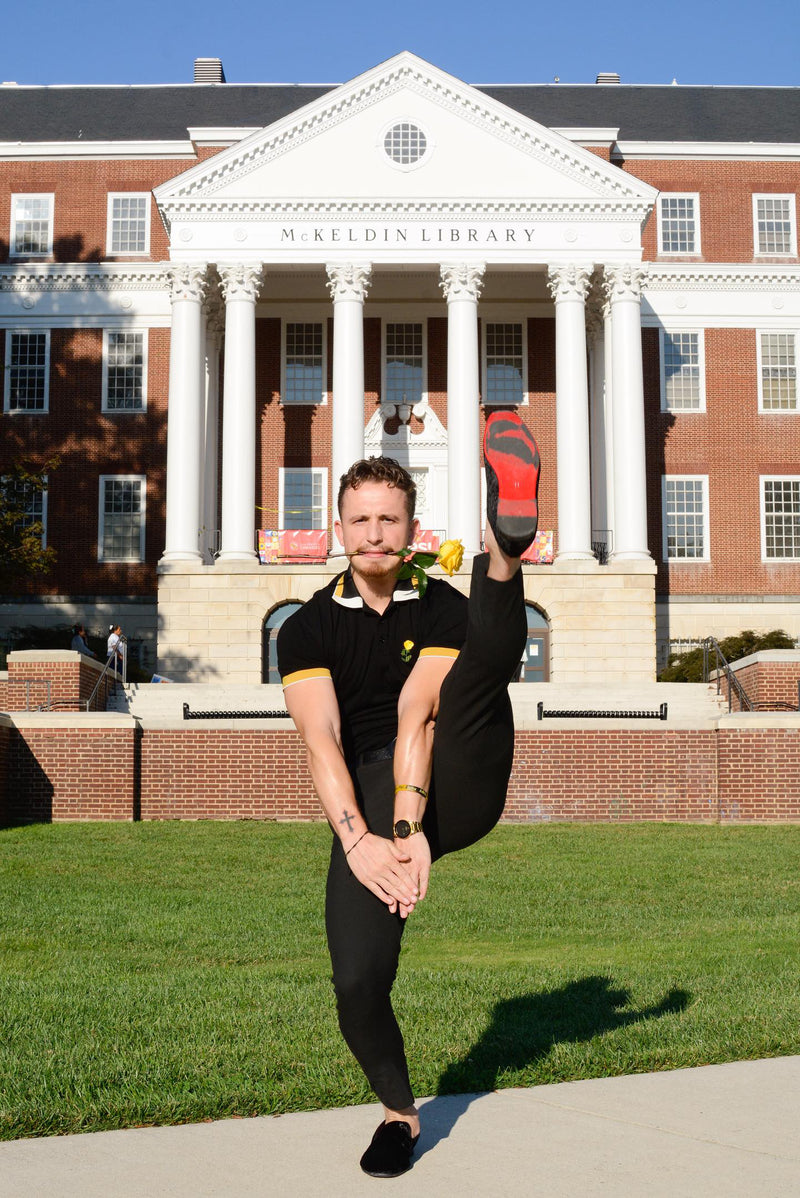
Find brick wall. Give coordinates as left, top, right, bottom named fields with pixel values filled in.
left=717, top=727, right=800, bottom=820
left=3, top=716, right=800, bottom=825
left=645, top=324, right=800, bottom=600
left=4, top=652, right=114, bottom=712
left=139, top=728, right=319, bottom=820
left=0, top=717, right=11, bottom=824
left=5, top=717, right=137, bottom=822
left=719, top=653, right=800, bottom=712
left=0, top=325, right=169, bottom=600
left=506, top=730, right=717, bottom=821
left=629, top=160, right=800, bottom=264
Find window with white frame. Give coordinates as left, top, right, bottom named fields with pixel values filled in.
left=98, top=476, right=146, bottom=562
left=753, top=195, right=796, bottom=256
left=660, top=330, right=705, bottom=411
left=107, top=194, right=150, bottom=255
left=483, top=322, right=526, bottom=406
left=10, top=194, right=54, bottom=256
left=103, top=330, right=147, bottom=411
left=663, top=476, right=709, bottom=561
left=658, top=194, right=700, bottom=255
left=280, top=468, right=327, bottom=529
left=761, top=477, right=800, bottom=559
left=283, top=322, right=325, bottom=404
left=758, top=332, right=797, bottom=411
left=0, top=474, right=47, bottom=546
left=3, top=331, right=50, bottom=412
left=385, top=322, right=423, bottom=406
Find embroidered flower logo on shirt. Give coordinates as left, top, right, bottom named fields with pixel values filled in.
left=401, top=639, right=415, bottom=663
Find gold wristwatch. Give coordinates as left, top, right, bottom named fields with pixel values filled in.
left=393, top=819, right=424, bottom=839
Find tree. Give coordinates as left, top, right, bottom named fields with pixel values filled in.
left=0, top=459, right=58, bottom=587
left=659, top=628, right=796, bottom=682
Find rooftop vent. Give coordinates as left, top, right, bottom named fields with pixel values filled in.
left=595, top=72, right=621, bottom=85
left=194, top=57, right=226, bottom=84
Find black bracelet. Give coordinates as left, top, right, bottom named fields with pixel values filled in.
left=345, top=830, right=368, bottom=857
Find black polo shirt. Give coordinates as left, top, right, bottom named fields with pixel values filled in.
left=277, top=569, right=468, bottom=759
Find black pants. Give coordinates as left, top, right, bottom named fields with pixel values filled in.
left=325, top=555, right=527, bottom=1109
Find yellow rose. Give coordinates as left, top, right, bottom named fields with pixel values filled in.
left=437, top=539, right=464, bottom=576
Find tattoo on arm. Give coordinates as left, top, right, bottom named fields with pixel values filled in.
left=339, top=810, right=356, bottom=833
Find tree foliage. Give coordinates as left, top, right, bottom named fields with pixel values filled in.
left=659, top=628, right=796, bottom=682
left=0, top=459, right=58, bottom=587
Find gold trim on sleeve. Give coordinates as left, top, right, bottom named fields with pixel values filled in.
left=281, top=667, right=333, bottom=687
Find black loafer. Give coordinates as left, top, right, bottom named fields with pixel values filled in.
left=359, top=1119, right=420, bottom=1177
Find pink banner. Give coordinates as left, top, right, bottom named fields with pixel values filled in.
left=521, top=530, right=554, bottom=564
left=258, top=530, right=328, bottom=563
left=411, top=531, right=440, bottom=553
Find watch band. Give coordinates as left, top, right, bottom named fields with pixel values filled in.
left=393, top=819, right=424, bottom=839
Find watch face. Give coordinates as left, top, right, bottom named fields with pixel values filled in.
left=394, top=820, right=411, bottom=839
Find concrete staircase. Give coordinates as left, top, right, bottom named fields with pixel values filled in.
left=109, top=680, right=729, bottom=726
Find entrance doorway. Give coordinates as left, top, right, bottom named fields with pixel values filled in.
left=519, top=602, right=550, bottom=682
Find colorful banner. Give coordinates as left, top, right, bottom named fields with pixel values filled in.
left=411, top=531, right=440, bottom=553
left=258, top=530, right=328, bottom=563
left=521, top=530, right=554, bottom=564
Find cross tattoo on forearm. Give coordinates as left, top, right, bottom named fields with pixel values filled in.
left=339, top=810, right=356, bottom=833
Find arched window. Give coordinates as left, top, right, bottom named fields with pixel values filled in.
left=262, top=601, right=303, bottom=683
left=517, top=603, right=550, bottom=683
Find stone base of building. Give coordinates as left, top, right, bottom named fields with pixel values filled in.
left=156, top=556, right=658, bottom=684
left=657, top=598, right=800, bottom=671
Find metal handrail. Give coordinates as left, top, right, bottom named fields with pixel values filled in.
left=85, top=638, right=127, bottom=712
left=702, top=637, right=754, bottom=712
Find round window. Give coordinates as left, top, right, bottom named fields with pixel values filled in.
left=384, top=122, right=427, bottom=166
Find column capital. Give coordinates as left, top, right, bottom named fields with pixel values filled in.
left=218, top=263, right=264, bottom=303
left=602, top=264, right=647, bottom=303
left=439, top=263, right=485, bottom=303
left=326, top=263, right=372, bottom=303
left=546, top=264, right=592, bottom=303
left=167, top=263, right=209, bottom=304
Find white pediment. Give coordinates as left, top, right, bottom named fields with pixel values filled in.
left=155, top=53, right=657, bottom=262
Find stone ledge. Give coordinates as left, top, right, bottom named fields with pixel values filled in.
left=9, top=713, right=138, bottom=730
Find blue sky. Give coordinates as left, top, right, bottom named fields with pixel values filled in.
left=4, top=0, right=799, bottom=88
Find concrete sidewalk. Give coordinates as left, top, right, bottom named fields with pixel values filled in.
left=1, top=1057, right=797, bottom=1198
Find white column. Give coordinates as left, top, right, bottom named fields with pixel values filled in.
left=218, top=264, right=263, bottom=562
left=603, top=264, right=651, bottom=561
left=162, top=264, right=207, bottom=562
left=200, top=296, right=223, bottom=562
left=439, top=263, right=485, bottom=554
left=602, top=299, right=615, bottom=547
left=587, top=297, right=611, bottom=552
left=547, top=265, right=594, bottom=561
left=327, top=263, right=372, bottom=546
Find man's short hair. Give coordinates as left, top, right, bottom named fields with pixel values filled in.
left=337, top=457, right=416, bottom=519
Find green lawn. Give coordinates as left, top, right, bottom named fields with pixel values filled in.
left=1, top=821, right=799, bottom=1140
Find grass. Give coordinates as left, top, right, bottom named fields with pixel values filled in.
left=1, top=821, right=799, bottom=1140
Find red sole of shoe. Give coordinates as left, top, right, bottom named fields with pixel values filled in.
left=484, top=415, right=540, bottom=522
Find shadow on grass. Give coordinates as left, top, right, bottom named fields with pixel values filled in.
left=419, top=975, right=690, bottom=1155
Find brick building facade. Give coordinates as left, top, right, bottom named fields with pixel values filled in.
left=1, top=53, right=799, bottom=682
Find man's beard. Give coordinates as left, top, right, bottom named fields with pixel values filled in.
left=347, top=549, right=402, bottom=579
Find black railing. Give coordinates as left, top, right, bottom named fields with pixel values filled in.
left=183, top=702, right=289, bottom=720
left=537, top=701, right=668, bottom=720
left=702, top=637, right=754, bottom=712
